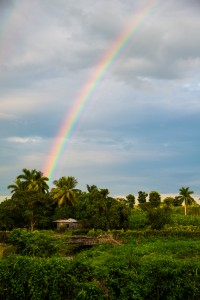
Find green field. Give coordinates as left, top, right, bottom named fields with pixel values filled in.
left=1, top=231, right=200, bottom=299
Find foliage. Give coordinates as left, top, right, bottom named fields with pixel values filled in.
left=112, top=228, right=200, bottom=240
left=7, top=178, right=26, bottom=194
left=178, top=187, right=195, bottom=216
left=2, top=237, right=200, bottom=299
left=137, top=191, right=148, bottom=205
left=128, top=209, right=148, bottom=229
left=149, top=190, right=161, bottom=208
left=75, top=187, right=131, bottom=230
left=172, top=212, right=200, bottom=227
left=0, top=192, right=54, bottom=231
left=138, top=202, right=152, bottom=211
left=163, top=196, right=174, bottom=206
left=87, top=228, right=105, bottom=237
left=0, top=256, right=73, bottom=300
left=126, top=194, right=135, bottom=208
left=173, top=196, right=183, bottom=206
left=51, top=176, right=79, bottom=207
left=0, top=198, right=25, bottom=230
left=186, top=205, right=200, bottom=216
left=8, top=168, right=49, bottom=194
left=6, top=229, right=63, bottom=257
left=52, top=204, right=75, bottom=221
left=0, top=231, right=9, bottom=243
left=146, top=206, right=172, bottom=230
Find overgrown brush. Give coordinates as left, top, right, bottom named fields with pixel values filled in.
left=1, top=238, right=200, bottom=299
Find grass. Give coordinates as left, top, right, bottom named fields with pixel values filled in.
left=75, top=236, right=200, bottom=269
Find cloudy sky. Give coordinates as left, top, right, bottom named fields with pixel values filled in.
left=0, top=0, right=200, bottom=197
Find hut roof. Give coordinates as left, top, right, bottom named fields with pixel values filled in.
left=53, top=218, right=78, bottom=223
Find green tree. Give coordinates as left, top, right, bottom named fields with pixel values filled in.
left=10, top=168, right=49, bottom=193
left=0, top=192, right=54, bottom=231
left=75, top=186, right=130, bottom=230
left=149, top=190, right=161, bottom=208
left=51, top=176, right=79, bottom=207
left=173, top=196, right=183, bottom=207
left=0, top=197, right=25, bottom=230
left=137, top=191, right=148, bottom=205
left=178, top=187, right=195, bottom=216
left=86, top=185, right=98, bottom=193
left=86, top=185, right=109, bottom=198
left=126, top=194, right=135, bottom=208
left=7, top=178, right=26, bottom=194
left=163, top=196, right=174, bottom=207
left=14, top=191, right=54, bottom=231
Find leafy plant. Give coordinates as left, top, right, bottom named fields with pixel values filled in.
left=146, top=206, right=172, bottom=230
left=7, top=229, right=63, bottom=257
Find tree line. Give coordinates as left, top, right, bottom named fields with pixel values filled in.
left=0, top=168, right=198, bottom=231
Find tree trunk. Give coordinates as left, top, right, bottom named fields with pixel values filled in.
left=30, top=219, right=35, bottom=231
left=184, top=200, right=187, bottom=216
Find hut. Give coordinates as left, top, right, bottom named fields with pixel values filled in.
left=53, top=218, right=81, bottom=230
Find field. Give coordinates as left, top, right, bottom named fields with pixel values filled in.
left=1, top=230, right=200, bottom=299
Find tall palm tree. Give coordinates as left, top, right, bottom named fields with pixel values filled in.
left=17, top=168, right=49, bottom=193
left=51, top=176, right=79, bottom=207
left=178, top=187, right=195, bottom=216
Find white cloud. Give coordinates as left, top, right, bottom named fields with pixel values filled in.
left=6, top=136, right=42, bottom=144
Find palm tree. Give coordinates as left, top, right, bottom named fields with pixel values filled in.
left=51, top=176, right=79, bottom=207
left=7, top=178, right=26, bottom=194
left=86, top=184, right=98, bottom=193
left=17, top=168, right=49, bottom=193
left=86, top=185, right=109, bottom=197
left=178, top=187, right=195, bottom=216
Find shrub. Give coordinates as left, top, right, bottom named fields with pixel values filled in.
left=173, top=213, right=200, bottom=227
left=146, top=206, right=172, bottom=230
left=128, top=209, right=148, bottom=229
left=87, top=229, right=104, bottom=237
left=7, top=229, right=63, bottom=257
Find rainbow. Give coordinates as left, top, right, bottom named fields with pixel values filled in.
left=43, top=0, right=160, bottom=183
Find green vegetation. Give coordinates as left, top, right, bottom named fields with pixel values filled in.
left=0, top=168, right=200, bottom=299
left=8, top=168, right=49, bottom=194
left=51, top=176, right=79, bottom=207
left=178, top=187, right=195, bottom=216
left=1, top=236, right=200, bottom=299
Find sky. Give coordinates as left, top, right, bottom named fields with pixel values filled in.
left=0, top=0, right=200, bottom=198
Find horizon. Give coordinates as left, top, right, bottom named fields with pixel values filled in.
left=1, top=193, right=199, bottom=205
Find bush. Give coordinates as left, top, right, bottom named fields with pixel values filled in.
left=87, top=229, right=104, bottom=237
left=7, top=229, right=63, bottom=257
left=146, top=206, right=172, bottom=230
left=1, top=238, right=200, bottom=299
left=173, top=213, right=200, bottom=227
left=128, top=209, right=148, bottom=229
left=72, top=229, right=90, bottom=236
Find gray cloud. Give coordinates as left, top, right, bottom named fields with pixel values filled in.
left=0, top=0, right=200, bottom=196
